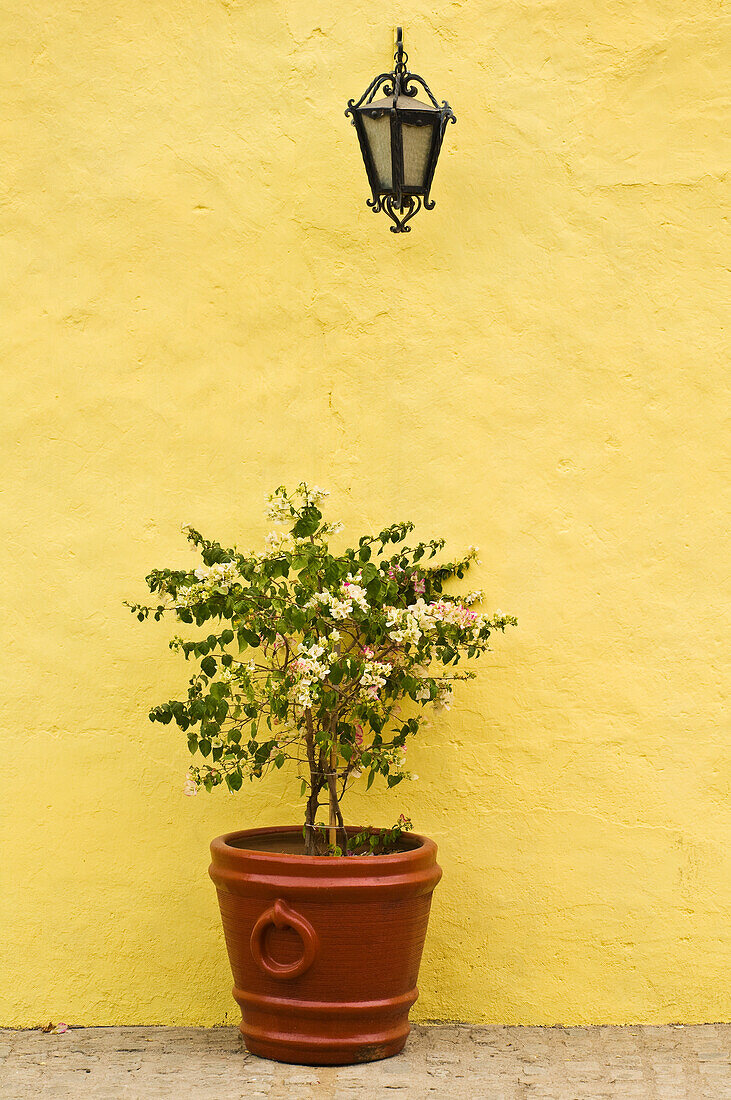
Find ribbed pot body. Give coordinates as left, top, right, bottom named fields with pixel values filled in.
left=209, top=826, right=442, bottom=1065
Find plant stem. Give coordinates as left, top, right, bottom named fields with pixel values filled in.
left=303, top=708, right=322, bottom=856
left=329, top=742, right=337, bottom=848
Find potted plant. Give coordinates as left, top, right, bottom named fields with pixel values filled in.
left=129, top=484, right=516, bottom=1065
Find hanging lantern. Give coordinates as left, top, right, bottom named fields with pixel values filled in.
left=345, top=27, right=456, bottom=233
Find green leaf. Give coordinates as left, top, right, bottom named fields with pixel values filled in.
left=226, top=770, right=243, bottom=792
left=238, top=627, right=260, bottom=649
left=201, top=655, right=216, bottom=677
left=293, top=510, right=320, bottom=538
left=366, top=578, right=382, bottom=600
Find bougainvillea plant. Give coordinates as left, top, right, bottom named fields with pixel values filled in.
left=128, top=485, right=516, bottom=855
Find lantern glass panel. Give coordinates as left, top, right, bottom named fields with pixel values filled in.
left=362, top=113, right=393, bottom=190
left=401, top=117, right=435, bottom=189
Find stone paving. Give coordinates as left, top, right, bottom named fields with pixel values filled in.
left=1, top=1023, right=730, bottom=1099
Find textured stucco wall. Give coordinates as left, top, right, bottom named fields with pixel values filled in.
left=1, top=1, right=729, bottom=1026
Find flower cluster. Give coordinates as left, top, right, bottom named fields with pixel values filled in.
left=176, top=561, right=240, bottom=607
left=220, top=659, right=256, bottom=684
left=291, top=642, right=331, bottom=708
left=307, top=573, right=370, bottom=621
left=266, top=483, right=329, bottom=523
left=264, top=530, right=294, bottom=553
left=432, top=681, right=453, bottom=712
left=359, top=658, right=392, bottom=701
left=381, top=744, right=418, bottom=782
left=384, top=596, right=490, bottom=646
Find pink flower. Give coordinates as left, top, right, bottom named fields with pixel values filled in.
left=355, top=723, right=364, bottom=746
left=55, top=1023, right=68, bottom=1034
left=183, top=779, right=198, bottom=797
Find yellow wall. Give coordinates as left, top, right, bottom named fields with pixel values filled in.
left=1, top=0, right=729, bottom=1027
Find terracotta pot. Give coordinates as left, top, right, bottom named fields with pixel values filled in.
left=209, top=825, right=442, bottom=1065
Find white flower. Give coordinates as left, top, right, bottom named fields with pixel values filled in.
left=432, top=682, right=453, bottom=712
left=264, top=530, right=293, bottom=553
left=265, top=490, right=291, bottom=522
left=306, top=590, right=354, bottom=621
left=307, top=485, right=329, bottom=504
left=294, top=682, right=314, bottom=708
left=343, top=575, right=369, bottom=614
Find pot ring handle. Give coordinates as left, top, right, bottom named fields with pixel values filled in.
left=250, top=898, right=318, bottom=980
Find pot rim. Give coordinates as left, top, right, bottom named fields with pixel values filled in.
left=211, top=824, right=436, bottom=866
left=210, top=825, right=442, bottom=898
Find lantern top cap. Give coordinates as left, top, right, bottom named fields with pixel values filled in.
left=361, top=94, right=437, bottom=113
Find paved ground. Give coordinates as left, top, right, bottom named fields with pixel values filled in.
left=1, top=1023, right=730, bottom=1099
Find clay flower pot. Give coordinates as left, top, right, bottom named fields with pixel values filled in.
left=209, top=825, right=442, bottom=1065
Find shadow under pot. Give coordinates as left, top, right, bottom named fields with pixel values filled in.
left=208, top=825, right=442, bottom=1066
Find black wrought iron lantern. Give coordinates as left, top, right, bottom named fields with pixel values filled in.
left=345, top=28, right=456, bottom=233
